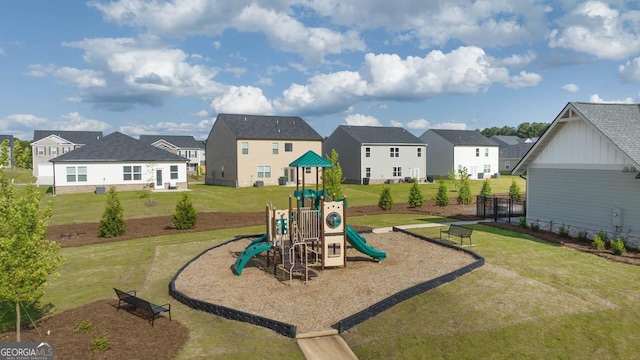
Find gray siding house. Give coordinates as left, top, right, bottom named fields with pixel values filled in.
left=323, top=125, right=426, bottom=184
left=490, top=136, right=535, bottom=174
left=513, top=102, right=640, bottom=246
left=139, top=135, right=205, bottom=174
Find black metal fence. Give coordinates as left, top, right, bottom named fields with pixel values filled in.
left=476, top=195, right=526, bottom=222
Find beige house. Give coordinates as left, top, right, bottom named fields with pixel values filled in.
left=205, top=114, right=323, bottom=187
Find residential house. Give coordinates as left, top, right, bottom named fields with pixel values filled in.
left=322, top=125, right=427, bottom=184
left=0, top=135, right=14, bottom=168
left=139, top=135, right=205, bottom=174
left=205, top=114, right=323, bottom=187
left=420, top=129, right=499, bottom=179
left=32, top=130, right=103, bottom=185
left=490, top=136, right=536, bottom=174
left=50, top=131, right=189, bottom=194
left=512, top=102, right=640, bottom=246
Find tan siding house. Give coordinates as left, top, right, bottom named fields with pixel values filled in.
left=205, top=114, right=323, bottom=187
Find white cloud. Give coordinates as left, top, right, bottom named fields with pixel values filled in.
left=562, top=83, right=580, bottom=92
left=212, top=41, right=221, bottom=50
left=588, top=93, right=634, bottom=103
left=210, top=85, right=273, bottom=114
left=194, top=110, right=209, bottom=117
left=120, top=118, right=214, bottom=140
left=257, top=76, right=273, bottom=86
left=1, top=114, right=48, bottom=129
left=618, top=58, right=640, bottom=83
left=407, top=119, right=430, bottom=130
left=389, top=120, right=403, bottom=127
left=432, top=122, right=468, bottom=130
left=549, top=1, right=640, bottom=60
left=343, top=114, right=381, bottom=126
left=504, top=71, right=543, bottom=89
left=0, top=46, right=4, bottom=55
left=53, top=112, right=111, bottom=131
left=24, top=64, right=56, bottom=78
left=492, top=51, right=537, bottom=68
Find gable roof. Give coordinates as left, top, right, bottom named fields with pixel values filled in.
left=337, top=125, right=425, bottom=144
left=50, top=132, right=188, bottom=162
left=490, top=135, right=524, bottom=146
left=289, top=150, right=333, bottom=168
left=33, top=130, right=103, bottom=144
left=500, top=142, right=534, bottom=159
left=216, top=114, right=322, bottom=141
left=513, top=102, right=640, bottom=175
left=422, top=129, right=498, bottom=146
left=139, top=135, right=203, bottom=149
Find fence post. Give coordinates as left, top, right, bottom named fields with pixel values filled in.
left=508, top=197, right=512, bottom=224
left=493, top=195, right=498, bottom=222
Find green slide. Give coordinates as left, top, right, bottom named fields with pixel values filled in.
left=345, top=225, right=386, bottom=261
left=233, top=234, right=272, bottom=275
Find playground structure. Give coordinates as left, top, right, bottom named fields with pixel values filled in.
left=232, top=150, right=386, bottom=283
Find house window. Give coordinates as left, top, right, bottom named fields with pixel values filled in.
left=66, top=166, right=86, bottom=182
left=50, top=147, right=58, bottom=156
left=417, top=148, right=422, bottom=157
left=272, top=143, right=279, bottom=155
left=390, top=147, right=399, bottom=158
left=257, top=165, right=272, bottom=178
left=476, top=148, right=480, bottom=157
left=62, top=146, right=71, bottom=154
left=170, top=165, right=178, bottom=179
left=393, top=167, right=402, bottom=177
left=123, top=166, right=142, bottom=181
left=505, top=161, right=511, bottom=170
left=241, top=142, right=249, bottom=155
left=365, top=167, right=371, bottom=178
left=285, top=143, right=293, bottom=152
left=37, top=147, right=45, bottom=155
left=365, top=147, right=371, bottom=158
left=485, top=148, right=489, bottom=157
left=458, top=165, right=462, bottom=173
left=484, top=164, right=491, bottom=173
left=78, top=166, right=87, bottom=182
left=66, top=167, right=76, bottom=182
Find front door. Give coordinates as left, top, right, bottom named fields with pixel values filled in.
left=412, top=168, right=420, bottom=180
left=156, top=169, right=163, bottom=188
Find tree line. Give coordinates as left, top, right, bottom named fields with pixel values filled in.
left=0, top=138, right=32, bottom=169
left=479, top=122, right=549, bottom=139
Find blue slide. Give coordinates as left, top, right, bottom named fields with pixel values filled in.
left=345, top=225, right=387, bottom=261
left=233, top=234, right=272, bottom=275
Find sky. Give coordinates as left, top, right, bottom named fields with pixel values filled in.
left=2, top=0, right=640, bottom=141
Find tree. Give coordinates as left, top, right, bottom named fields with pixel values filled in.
left=173, top=192, right=197, bottom=229
left=324, top=149, right=345, bottom=199
left=408, top=179, right=424, bottom=208
left=378, top=185, right=393, bottom=210
left=98, top=187, right=126, bottom=237
left=509, top=179, right=523, bottom=201
left=0, top=171, right=63, bottom=341
left=434, top=180, right=449, bottom=206
left=480, top=179, right=492, bottom=198
left=0, top=139, right=9, bottom=168
left=447, top=169, right=457, bottom=191
left=457, top=169, right=472, bottom=205
left=12, top=140, right=32, bottom=169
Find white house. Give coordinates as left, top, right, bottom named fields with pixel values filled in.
left=322, top=125, right=427, bottom=184
left=420, top=129, right=499, bottom=179
left=50, top=132, right=189, bottom=194
left=512, top=102, right=640, bottom=246
left=139, top=135, right=205, bottom=174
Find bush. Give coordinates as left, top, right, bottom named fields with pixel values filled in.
left=596, top=231, right=609, bottom=245
left=591, top=234, right=606, bottom=250
left=434, top=180, right=449, bottom=207
left=479, top=179, right=492, bottom=198
left=408, top=179, right=424, bottom=208
left=530, top=221, right=540, bottom=231
left=74, top=320, right=93, bottom=334
left=559, top=223, right=569, bottom=237
left=610, top=237, right=627, bottom=256
left=378, top=185, right=393, bottom=210
left=577, top=230, right=588, bottom=241
left=90, top=333, right=110, bottom=353
left=518, top=216, right=528, bottom=229
left=509, top=179, right=522, bottom=201
left=98, top=187, right=126, bottom=238
left=173, top=192, right=197, bottom=230
left=457, top=174, right=472, bottom=205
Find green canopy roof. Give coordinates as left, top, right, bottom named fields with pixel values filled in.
left=289, top=150, right=333, bottom=168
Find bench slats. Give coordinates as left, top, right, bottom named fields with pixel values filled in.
left=114, top=288, right=171, bottom=326
left=440, top=224, right=473, bottom=245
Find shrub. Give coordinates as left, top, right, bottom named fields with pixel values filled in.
left=457, top=173, right=472, bottom=205
left=434, top=180, right=449, bottom=207
left=98, top=187, right=126, bottom=238
left=518, top=216, right=528, bottom=229
left=74, top=320, right=93, bottom=334
left=378, top=185, right=393, bottom=210
left=479, top=179, right=492, bottom=198
left=610, top=237, right=627, bottom=256
left=591, top=234, right=606, bottom=250
left=577, top=230, right=588, bottom=241
left=530, top=221, right=540, bottom=231
left=509, top=179, right=522, bottom=201
left=90, top=333, right=110, bottom=353
left=558, top=223, right=569, bottom=237
left=596, top=231, right=609, bottom=245
left=408, top=179, right=424, bottom=208
left=173, top=192, right=197, bottom=230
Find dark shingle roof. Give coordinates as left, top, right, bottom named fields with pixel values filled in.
left=216, top=114, right=322, bottom=140
left=338, top=125, right=425, bottom=144
left=33, top=130, right=103, bottom=144
left=490, top=135, right=525, bottom=146
left=139, top=135, right=203, bottom=149
left=500, top=142, right=534, bottom=158
left=424, top=129, right=498, bottom=146
left=50, top=132, right=188, bottom=162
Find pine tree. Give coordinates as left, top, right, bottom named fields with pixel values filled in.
left=173, top=192, right=197, bottom=230
left=98, top=187, right=126, bottom=237
left=324, top=149, right=344, bottom=199
left=408, top=179, right=424, bottom=208
left=457, top=173, right=473, bottom=205
left=435, top=180, right=450, bottom=206
left=509, top=179, right=523, bottom=201
left=0, top=139, right=9, bottom=168
left=378, top=185, right=393, bottom=210
left=479, top=179, right=492, bottom=198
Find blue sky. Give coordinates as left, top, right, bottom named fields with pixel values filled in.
left=2, top=1, right=640, bottom=141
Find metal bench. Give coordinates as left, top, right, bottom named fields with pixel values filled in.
left=440, top=224, right=474, bottom=245
left=113, top=288, right=171, bottom=326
